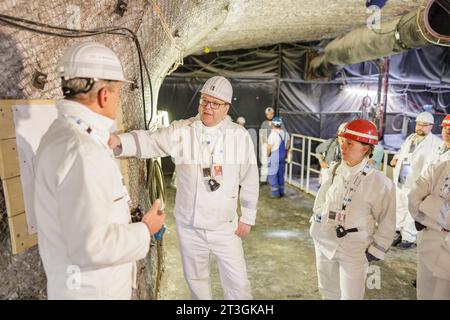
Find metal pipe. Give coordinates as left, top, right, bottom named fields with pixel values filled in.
left=380, top=56, right=390, bottom=138
left=310, top=0, right=450, bottom=77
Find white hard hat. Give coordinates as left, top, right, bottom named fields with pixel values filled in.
left=58, top=42, right=130, bottom=82
left=236, top=116, right=246, bottom=125
left=416, top=111, right=434, bottom=124
left=265, top=107, right=274, bottom=114
left=200, top=76, right=233, bottom=104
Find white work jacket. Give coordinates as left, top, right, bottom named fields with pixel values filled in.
left=393, top=133, right=441, bottom=189
left=408, top=160, right=450, bottom=281
left=34, top=100, right=150, bottom=299
left=118, top=115, right=259, bottom=230
left=310, top=159, right=396, bottom=260
left=433, top=144, right=450, bottom=164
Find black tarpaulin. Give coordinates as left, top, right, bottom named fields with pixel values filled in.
left=159, top=43, right=450, bottom=140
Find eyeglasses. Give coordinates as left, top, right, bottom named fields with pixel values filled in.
left=416, top=122, right=432, bottom=127
left=199, top=98, right=227, bottom=110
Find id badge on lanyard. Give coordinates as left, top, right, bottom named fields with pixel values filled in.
left=201, top=133, right=223, bottom=192
left=327, top=210, right=346, bottom=225
left=326, top=162, right=370, bottom=227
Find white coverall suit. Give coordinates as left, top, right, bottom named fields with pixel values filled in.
left=34, top=100, right=150, bottom=299
left=118, top=115, right=259, bottom=300
left=392, top=133, right=441, bottom=243
left=310, top=159, right=396, bottom=299
left=433, top=144, right=450, bottom=164
left=408, top=160, right=450, bottom=299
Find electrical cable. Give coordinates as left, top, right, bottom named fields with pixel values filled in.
left=0, top=15, right=165, bottom=297
left=146, top=158, right=166, bottom=300
left=0, top=13, right=153, bottom=127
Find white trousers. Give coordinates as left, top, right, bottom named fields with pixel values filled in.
left=396, top=186, right=417, bottom=243
left=417, top=253, right=450, bottom=300
left=176, top=222, right=252, bottom=300
left=314, top=245, right=369, bottom=300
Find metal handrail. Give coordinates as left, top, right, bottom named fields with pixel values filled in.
left=286, top=134, right=396, bottom=196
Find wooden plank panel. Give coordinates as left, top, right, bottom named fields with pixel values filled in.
left=0, top=138, right=20, bottom=179
left=0, top=100, right=15, bottom=139
left=2, top=176, right=25, bottom=218
left=8, top=212, right=38, bottom=255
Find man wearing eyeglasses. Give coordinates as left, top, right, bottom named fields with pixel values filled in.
left=390, top=111, right=441, bottom=249
left=109, top=76, right=259, bottom=300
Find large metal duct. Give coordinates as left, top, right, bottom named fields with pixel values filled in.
left=310, top=0, right=450, bottom=77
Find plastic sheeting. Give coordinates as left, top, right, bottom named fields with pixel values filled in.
left=159, top=43, right=450, bottom=140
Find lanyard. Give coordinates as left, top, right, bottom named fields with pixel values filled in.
left=339, top=161, right=371, bottom=212
left=200, top=127, right=224, bottom=168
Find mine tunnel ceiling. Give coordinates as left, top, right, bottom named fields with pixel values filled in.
left=187, top=0, right=422, bottom=55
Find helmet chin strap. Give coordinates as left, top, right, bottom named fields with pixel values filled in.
left=62, top=78, right=96, bottom=98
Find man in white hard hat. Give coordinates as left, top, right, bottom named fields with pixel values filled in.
left=109, top=76, right=259, bottom=300
left=34, top=41, right=165, bottom=299
left=259, top=107, right=275, bottom=183
left=390, top=111, right=441, bottom=249
left=408, top=159, right=450, bottom=299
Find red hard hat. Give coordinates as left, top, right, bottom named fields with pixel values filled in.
left=338, top=119, right=378, bottom=145
left=442, top=115, right=450, bottom=127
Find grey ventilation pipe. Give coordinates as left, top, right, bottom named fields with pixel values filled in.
left=310, top=0, right=450, bottom=77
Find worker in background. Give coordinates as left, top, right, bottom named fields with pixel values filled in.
left=236, top=116, right=246, bottom=127
left=310, top=119, right=396, bottom=300
left=315, top=122, right=347, bottom=185
left=267, top=116, right=290, bottom=198
left=34, top=42, right=165, bottom=300
left=259, top=107, right=274, bottom=183
left=109, top=76, right=259, bottom=300
left=390, top=112, right=441, bottom=249
left=408, top=159, right=450, bottom=299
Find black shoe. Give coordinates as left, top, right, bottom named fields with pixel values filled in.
left=392, top=231, right=402, bottom=247
left=398, top=240, right=417, bottom=250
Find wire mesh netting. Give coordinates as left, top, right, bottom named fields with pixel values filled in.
left=0, top=0, right=255, bottom=300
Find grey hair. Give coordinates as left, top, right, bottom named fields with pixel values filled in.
left=62, top=78, right=116, bottom=101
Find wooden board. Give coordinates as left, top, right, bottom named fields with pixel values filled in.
left=2, top=176, right=25, bottom=218
left=0, top=99, right=53, bottom=255
left=0, top=138, right=20, bottom=179
left=7, top=212, right=38, bottom=255
left=0, top=100, right=15, bottom=139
